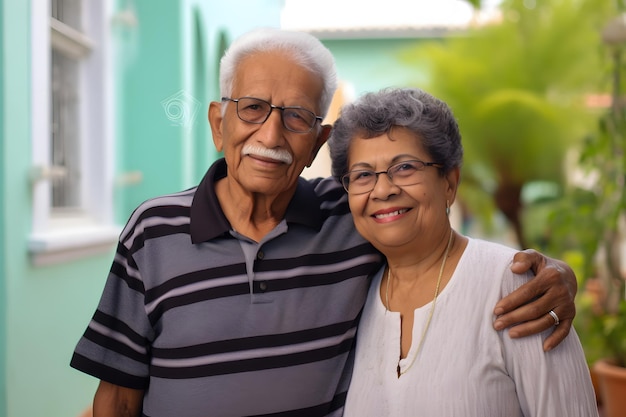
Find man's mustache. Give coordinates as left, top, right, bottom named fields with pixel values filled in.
left=242, top=145, right=293, bottom=164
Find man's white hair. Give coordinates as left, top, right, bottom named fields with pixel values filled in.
left=219, top=27, right=338, bottom=118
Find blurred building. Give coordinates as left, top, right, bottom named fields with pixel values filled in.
left=0, top=1, right=281, bottom=415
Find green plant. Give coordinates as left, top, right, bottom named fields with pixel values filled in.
left=550, top=8, right=626, bottom=368
left=575, top=282, right=626, bottom=367
left=604, top=300, right=626, bottom=367
left=577, top=294, right=626, bottom=367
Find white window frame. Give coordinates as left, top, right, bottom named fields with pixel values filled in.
left=29, top=0, right=119, bottom=266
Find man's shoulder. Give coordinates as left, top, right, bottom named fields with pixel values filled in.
left=133, top=187, right=197, bottom=216
left=306, top=175, right=345, bottom=203
left=120, top=187, right=198, bottom=243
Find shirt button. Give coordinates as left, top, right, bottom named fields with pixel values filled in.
left=257, top=251, right=264, bottom=260
left=259, top=281, right=268, bottom=292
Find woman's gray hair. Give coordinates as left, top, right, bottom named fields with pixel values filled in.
left=220, top=27, right=338, bottom=118
left=328, top=87, right=463, bottom=178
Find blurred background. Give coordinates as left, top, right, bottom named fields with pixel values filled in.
left=1, top=0, right=625, bottom=415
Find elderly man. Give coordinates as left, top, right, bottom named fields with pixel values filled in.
left=71, top=28, right=577, bottom=417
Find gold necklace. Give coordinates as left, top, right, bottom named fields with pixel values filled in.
left=385, top=229, right=454, bottom=377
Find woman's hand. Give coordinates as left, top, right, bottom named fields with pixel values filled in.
left=492, top=249, right=577, bottom=351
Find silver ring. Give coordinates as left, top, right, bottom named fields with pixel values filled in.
left=548, top=310, right=560, bottom=326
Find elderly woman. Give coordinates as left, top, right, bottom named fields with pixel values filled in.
left=328, top=88, right=598, bottom=416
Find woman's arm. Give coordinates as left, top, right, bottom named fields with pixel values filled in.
left=498, top=266, right=597, bottom=417
left=93, top=380, right=143, bottom=417
left=493, top=249, right=577, bottom=351
left=503, top=325, right=598, bottom=416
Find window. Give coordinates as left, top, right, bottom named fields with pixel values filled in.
left=29, top=0, right=119, bottom=265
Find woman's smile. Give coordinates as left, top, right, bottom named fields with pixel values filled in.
left=372, top=207, right=410, bottom=222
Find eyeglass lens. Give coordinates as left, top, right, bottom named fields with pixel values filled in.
left=235, top=97, right=317, bottom=133
left=342, top=160, right=433, bottom=194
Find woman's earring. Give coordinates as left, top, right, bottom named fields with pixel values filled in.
left=446, top=200, right=450, bottom=216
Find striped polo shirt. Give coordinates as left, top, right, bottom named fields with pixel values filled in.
left=70, top=158, right=383, bottom=417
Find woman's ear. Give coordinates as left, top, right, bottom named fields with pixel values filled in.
left=445, top=167, right=461, bottom=204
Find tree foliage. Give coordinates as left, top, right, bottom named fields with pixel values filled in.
left=400, top=0, right=616, bottom=248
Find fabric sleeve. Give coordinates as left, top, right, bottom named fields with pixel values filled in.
left=70, top=231, right=153, bottom=389
left=499, top=269, right=599, bottom=417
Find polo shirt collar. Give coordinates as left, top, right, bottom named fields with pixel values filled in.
left=190, top=158, right=324, bottom=243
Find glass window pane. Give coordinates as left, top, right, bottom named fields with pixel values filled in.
left=50, top=49, right=81, bottom=209
left=50, top=0, right=83, bottom=31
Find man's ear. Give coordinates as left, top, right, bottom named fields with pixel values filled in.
left=208, top=101, right=224, bottom=152
left=307, top=124, right=332, bottom=167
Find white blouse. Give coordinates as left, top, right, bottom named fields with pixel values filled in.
left=344, top=238, right=598, bottom=417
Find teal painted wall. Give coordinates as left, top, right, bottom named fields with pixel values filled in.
left=2, top=3, right=115, bottom=416
left=115, top=1, right=186, bottom=218
left=0, top=0, right=6, bottom=414
left=322, top=37, right=433, bottom=97
left=2, top=0, right=37, bottom=414
left=10, top=260, right=113, bottom=417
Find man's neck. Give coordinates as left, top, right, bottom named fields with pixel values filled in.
left=215, top=176, right=295, bottom=242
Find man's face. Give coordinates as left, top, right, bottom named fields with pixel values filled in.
left=209, top=51, right=330, bottom=198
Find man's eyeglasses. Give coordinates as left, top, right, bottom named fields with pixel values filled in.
left=221, top=97, right=323, bottom=133
left=341, top=159, right=443, bottom=195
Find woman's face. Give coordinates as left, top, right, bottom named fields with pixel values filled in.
left=346, top=127, right=458, bottom=254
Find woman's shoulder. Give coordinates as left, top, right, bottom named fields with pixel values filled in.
left=465, top=237, right=520, bottom=263
left=464, top=238, right=533, bottom=297
left=461, top=238, right=531, bottom=287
